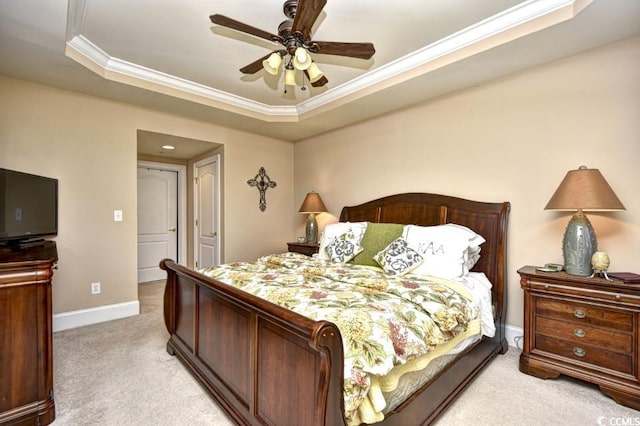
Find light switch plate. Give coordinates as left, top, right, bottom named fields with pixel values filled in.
left=114, top=210, right=123, bottom=222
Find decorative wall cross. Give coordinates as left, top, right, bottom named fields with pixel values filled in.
left=247, top=167, right=277, bottom=212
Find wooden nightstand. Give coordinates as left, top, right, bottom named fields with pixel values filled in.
left=518, top=265, right=640, bottom=409
left=287, top=242, right=319, bottom=256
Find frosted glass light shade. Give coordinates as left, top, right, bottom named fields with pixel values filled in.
left=262, top=52, right=282, bottom=75
left=293, top=47, right=312, bottom=70
left=284, top=65, right=296, bottom=86
left=306, top=62, right=324, bottom=83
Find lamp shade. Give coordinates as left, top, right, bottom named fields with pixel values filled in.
left=292, top=47, right=312, bottom=70
left=306, top=62, right=324, bottom=83
left=262, top=52, right=282, bottom=75
left=284, top=64, right=296, bottom=86
left=299, top=192, right=327, bottom=213
left=545, top=166, right=625, bottom=211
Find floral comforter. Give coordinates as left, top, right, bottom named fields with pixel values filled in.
left=199, top=252, right=480, bottom=423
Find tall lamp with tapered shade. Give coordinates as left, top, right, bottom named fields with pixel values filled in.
left=299, top=192, right=327, bottom=244
left=545, top=166, right=625, bottom=276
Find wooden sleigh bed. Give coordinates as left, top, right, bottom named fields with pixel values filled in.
left=162, top=192, right=510, bottom=425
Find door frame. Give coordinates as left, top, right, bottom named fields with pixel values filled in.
left=194, top=154, right=222, bottom=267
left=137, top=160, right=187, bottom=266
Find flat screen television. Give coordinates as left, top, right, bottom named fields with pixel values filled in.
left=0, top=168, right=58, bottom=245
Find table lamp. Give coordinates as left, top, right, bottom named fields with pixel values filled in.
left=298, top=192, right=327, bottom=244
left=545, top=166, right=625, bottom=276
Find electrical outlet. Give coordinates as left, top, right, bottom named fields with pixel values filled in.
left=91, top=282, right=101, bottom=295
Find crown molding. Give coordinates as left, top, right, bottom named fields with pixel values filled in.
left=65, top=0, right=592, bottom=123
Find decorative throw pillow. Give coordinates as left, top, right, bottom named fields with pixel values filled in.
left=318, top=222, right=368, bottom=261
left=351, top=223, right=404, bottom=267
left=374, top=237, right=424, bottom=275
left=325, top=231, right=364, bottom=263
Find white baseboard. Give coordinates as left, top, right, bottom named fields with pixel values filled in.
left=53, top=300, right=140, bottom=332
left=505, top=324, right=524, bottom=349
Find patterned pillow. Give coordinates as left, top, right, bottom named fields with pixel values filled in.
left=318, top=222, right=368, bottom=261
left=374, top=237, right=424, bottom=275
left=325, top=231, right=364, bottom=263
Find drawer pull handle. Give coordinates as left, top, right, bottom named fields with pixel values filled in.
left=573, top=347, right=586, bottom=357
left=573, top=328, right=586, bottom=338
left=573, top=309, right=586, bottom=319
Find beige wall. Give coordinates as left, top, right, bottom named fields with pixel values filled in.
left=0, top=77, right=294, bottom=314
left=1, top=35, right=638, bottom=328
left=294, top=35, right=640, bottom=329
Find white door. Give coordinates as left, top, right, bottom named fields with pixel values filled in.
left=195, top=156, right=220, bottom=269
left=137, top=167, right=178, bottom=283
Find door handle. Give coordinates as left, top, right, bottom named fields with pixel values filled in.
left=168, top=228, right=176, bottom=232
left=209, top=232, right=217, bottom=237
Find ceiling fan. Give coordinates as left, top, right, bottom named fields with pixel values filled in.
left=210, top=0, right=375, bottom=89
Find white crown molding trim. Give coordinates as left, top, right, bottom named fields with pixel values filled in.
left=53, top=300, right=139, bottom=332
left=65, top=0, right=591, bottom=123
left=65, top=35, right=299, bottom=122
left=296, top=0, right=593, bottom=120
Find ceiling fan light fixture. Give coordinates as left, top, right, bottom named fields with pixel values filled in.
left=292, top=47, right=312, bottom=70
left=262, top=52, right=283, bottom=75
left=306, top=62, right=323, bottom=83
left=284, top=63, right=296, bottom=86
left=211, top=0, right=375, bottom=91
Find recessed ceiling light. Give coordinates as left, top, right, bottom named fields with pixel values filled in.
left=162, top=145, right=175, bottom=150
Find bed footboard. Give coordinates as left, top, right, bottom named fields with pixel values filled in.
left=161, top=259, right=346, bottom=426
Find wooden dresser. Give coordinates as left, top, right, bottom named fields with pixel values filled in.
left=0, top=241, right=57, bottom=426
left=518, top=265, right=640, bottom=409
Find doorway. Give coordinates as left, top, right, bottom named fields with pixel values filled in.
left=137, top=161, right=187, bottom=283
left=194, top=154, right=221, bottom=269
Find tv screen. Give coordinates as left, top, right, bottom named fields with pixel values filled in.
left=0, top=168, right=58, bottom=244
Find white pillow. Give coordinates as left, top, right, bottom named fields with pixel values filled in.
left=318, top=222, right=368, bottom=261
left=444, top=223, right=485, bottom=272
left=401, top=224, right=485, bottom=279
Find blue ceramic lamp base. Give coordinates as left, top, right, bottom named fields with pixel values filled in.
left=562, top=210, right=597, bottom=276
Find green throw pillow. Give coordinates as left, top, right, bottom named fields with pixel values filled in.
left=351, top=222, right=404, bottom=267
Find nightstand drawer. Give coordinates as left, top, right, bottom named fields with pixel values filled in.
left=535, top=298, right=633, bottom=331
left=528, top=280, right=640, bottom=307
left=536, top=334, right=633, bottom=375
left=536, top=316, right=632, bottom=353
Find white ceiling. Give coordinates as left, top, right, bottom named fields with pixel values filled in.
left=1, top=0, right=639, bottom=145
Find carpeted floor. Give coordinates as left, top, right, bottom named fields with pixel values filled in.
left=51, top=281, right=637, bottom=425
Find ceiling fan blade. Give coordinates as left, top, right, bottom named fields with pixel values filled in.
left=239, top=53, right=273, bottom=74
left=309, top=74, right=328, bottom=88
left=311, top=41, right=375, bottom=59
left=291, top=0, right=327, bottom=38
left=210, top=14, right=282, bottom=43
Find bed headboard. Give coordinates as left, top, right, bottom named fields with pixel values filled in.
left=340, top=193, right=510, bottom=322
